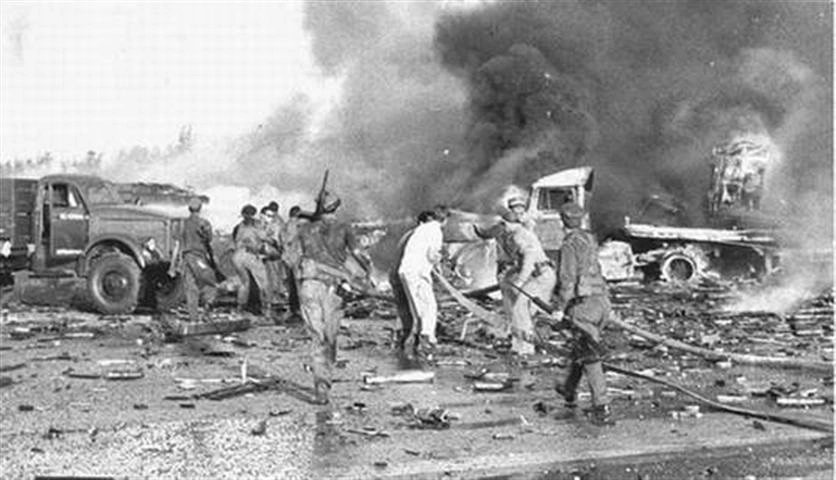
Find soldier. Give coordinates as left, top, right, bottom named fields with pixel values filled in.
left=295, top=192, right=371, bottom=404
left=280, top=205, right=306, bottom=320
left=180, top=198, right=218, bottom=323
left=260, top=202, right=286, bottom=303
left=477, top=195, right=556, bottom=355
left=392, top=210, right=443, bottom=354
left=553, top=202, right=614, bottom=426
left=232, top=204, right=271, bottom=315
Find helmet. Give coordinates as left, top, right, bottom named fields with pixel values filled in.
left=560, top=202, right=585, bottom=227
left=187, top=198, right=203, bottom=212
left=241, top=204, right=257, bottom=217
left=507, top=195, right=526, bottom=209
left=266, top=201, right=279, bottom=212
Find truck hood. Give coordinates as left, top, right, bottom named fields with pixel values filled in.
left=89, top=204, right=188, bottom=220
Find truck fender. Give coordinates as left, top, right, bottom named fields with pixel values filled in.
left=82, top=235, right=146, bottom=274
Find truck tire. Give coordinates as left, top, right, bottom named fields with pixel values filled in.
left=660, top=252, right=698, bottom=283
left=87, top=252, right=141, bottom=314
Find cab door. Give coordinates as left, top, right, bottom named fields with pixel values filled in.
left=46, top=182, right=89, bottom=266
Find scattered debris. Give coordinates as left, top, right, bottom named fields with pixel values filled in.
left=250, top=420, right=267, bottom=436
left=364, top=370, right=435, bottom=385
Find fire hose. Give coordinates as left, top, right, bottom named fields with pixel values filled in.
left=432, top=273, right=834, bottom=433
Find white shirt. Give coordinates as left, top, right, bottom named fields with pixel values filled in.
left=398, top=221, right=443, bottom=277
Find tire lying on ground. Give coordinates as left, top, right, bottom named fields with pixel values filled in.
left=87, top=252, right=141, bottom=314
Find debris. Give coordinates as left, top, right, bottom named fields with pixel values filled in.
left=0, top=376, right=13, bottom=388
left=411, top=407, right=452, bottom=430
left=608, top=313, right=833, bottom=372
left=363, top=370, right=434, bottom=385
left=133, top=404, right=148, bottom=410
left=775, top=397, right=826, bottom=407
left=0, top=362, right=25, bottom=372
left=604, top=363, right=833, bottom=432
left=492, top=432, right=515, bottom=440
left=269, top=409, right=292, bottom=417
left=345, top=427, right=390, bottom=438
left=104, top=369, right=144, bottom=380
left=473, top=381, right=513, bottom=392
left=179, top=403, right=196, bottom=409
left=18, top=404, right=35, bottom=412
left=174, top=317, right=251, bottom=338
left=716, top=395, right=748, bottom=404
left=250, top=420, right=267, bottom=436
left=752, top=420, right=766, bottom=431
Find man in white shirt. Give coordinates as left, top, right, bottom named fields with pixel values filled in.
left=398, top=206, right=449, bottom=355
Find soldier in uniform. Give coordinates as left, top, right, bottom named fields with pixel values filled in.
left=180, top=198, right=218, bottom=323
left=280, top=205, right=306, bottom=320
left=295, top=192, right=371, bottom=404
left=260, top=202, right=286, bottom=303
left=232, top=204, right=271, bottom=315
left=476, top=195, right=556, bottom=355
left=553, top=202, right=614, bottom=426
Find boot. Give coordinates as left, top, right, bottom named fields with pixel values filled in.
left=554, top=383, right=577, bottom=409
left=587, top=404, right=615, bottom=427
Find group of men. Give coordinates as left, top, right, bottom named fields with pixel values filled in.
left=176, top=189, right=613, bottom=425
left=176, top=198, right=305, bottom=325
left=175, top=191, right=371, bottom=405
left=390, top=196, right=614, bottom=426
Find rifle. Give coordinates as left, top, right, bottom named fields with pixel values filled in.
left=503, top=281, right=602, bottom=348
left=314, top=169, right=330, bottom=216
left=205, top=242, right=226, bottom=283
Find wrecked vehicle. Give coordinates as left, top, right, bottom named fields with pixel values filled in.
left=614, top=135, right=781, bottom=282
left=0, top=174, right=192, bottom=314
left=443, top=136, right=783, bottom=287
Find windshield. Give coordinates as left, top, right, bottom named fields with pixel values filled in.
left=84, top=180, right=124, bottom=205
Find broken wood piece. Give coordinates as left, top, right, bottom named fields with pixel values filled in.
left=364, top=370, right=434, bottom=385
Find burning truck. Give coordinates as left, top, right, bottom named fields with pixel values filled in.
left=442, top=135, right=783, bottom=290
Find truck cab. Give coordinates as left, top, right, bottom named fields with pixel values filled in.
left=526, top=166, right=593, bottom=253
left=1, top=174, right=187, bottom=313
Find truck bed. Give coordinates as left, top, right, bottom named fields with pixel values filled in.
left=0, top=177, right=38, bottom=247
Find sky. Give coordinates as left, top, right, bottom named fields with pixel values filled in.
left=0, top=2, right=319, bottom=160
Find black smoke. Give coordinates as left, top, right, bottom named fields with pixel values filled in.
left=434, top=0, right=832, bottom=239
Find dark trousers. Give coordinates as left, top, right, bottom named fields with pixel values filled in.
left=562, top=295, right=611, bottom=407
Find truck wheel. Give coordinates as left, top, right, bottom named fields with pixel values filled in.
left=660, top=252, right=698, bottom=283
left=87, top=252, right=141, bottom=314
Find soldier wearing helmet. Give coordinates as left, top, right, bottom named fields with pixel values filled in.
left=179, top=198, right=218, bottom=323
left=231, top=204, right=271, bottom=316
left=475, top=193, right=556, bottom=356
left=295, top=191, right=372, bottom=404
left=553, top=202, right=614, bottom=426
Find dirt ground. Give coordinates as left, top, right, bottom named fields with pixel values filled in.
left=0, top=279, right=833, bottom=479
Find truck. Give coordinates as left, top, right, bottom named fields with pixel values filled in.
left=0, top=174, right=189, bottom=314
left=443, top=135, right=782, bottom=289
left=522, top=136, right=781, bottom=283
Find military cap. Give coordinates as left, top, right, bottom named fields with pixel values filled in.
left=241, top=204, right=257, bottom=217
left=266, top=201, right=279, bottom=212
left=187, top=198, right=203, bottom=212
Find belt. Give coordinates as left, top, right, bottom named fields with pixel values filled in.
left=535, top=260, right=555, bottom=269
